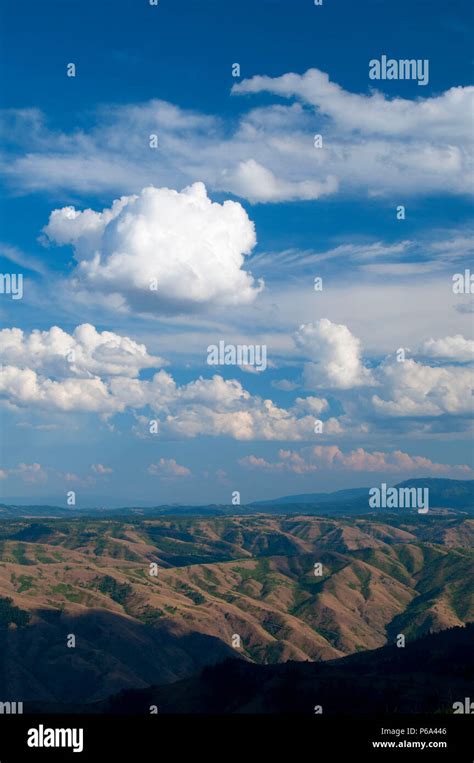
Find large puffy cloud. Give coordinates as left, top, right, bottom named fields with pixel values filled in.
left=2, top=69, right=472, bottom=202
left=295, top=319, right=373, bottom=389
left=240, top=445, right=472, bottom=477
left=43, top=183, right=262, bottom=313
left=0, top=324, right=165, bottom=378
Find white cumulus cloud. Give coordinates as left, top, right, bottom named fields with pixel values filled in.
left=420, top=334, right=474, bottom=362
left=372, top=358, right=473, bottom=417
left=43, top=183, right=263, bottom=314
left=224, top=158, right=338, bottom=203
left=295, top=319, right=373, bottom=389
left=0, top=324, right=165, bottom=378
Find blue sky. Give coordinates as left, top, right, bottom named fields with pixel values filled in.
left=0, top=0, right=473, bottom=506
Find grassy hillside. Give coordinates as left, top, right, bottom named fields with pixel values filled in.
left=0, top=514, right=471, bottom=704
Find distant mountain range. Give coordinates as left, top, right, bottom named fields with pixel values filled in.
left=251, top=478, right=474, bottom=514
left=1, top=478, right=473, bottom=518
left=252, top=487, right=370, bottom=505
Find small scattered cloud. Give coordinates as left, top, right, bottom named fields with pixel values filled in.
left=148, top=458, right=191, bottom=479
left=240, top=445, right=472, bottom=477
left=223, top=158, right=337, bottom=203
left=271, top=379, right=299, bottom=391
left=91, top=463, right=113, bottom=475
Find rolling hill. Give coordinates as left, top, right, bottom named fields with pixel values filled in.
left=0, top=512, right=471, bottom=706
